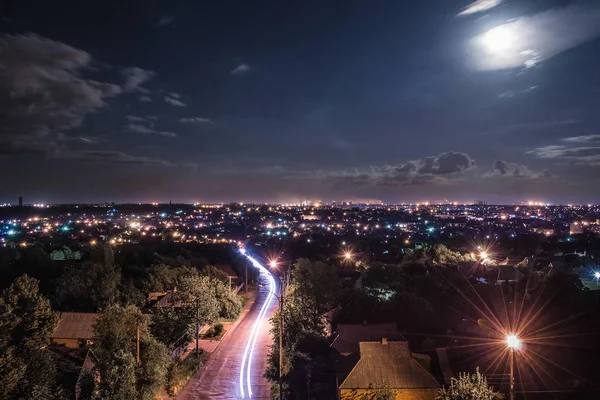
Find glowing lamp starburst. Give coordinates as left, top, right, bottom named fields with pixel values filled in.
left=505, top=334, right=521, bottom=350
left=269, top=260, right=278, bottom=269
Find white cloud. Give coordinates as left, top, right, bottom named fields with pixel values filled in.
left=470, top=3, right=600, bottom=70
left=562, top=135, right=600, bottom=144
left=121, top=67, right=155, bottom=91
left=125, top=123, right=177, bottom=137
left=458, top=0, right=502, bottom=16
left=231, top=64, right=250, bottom=75
left=164, top=96, right=187, bottom=107
left=157, top=15, right=175, bottom=27
left=139, top=95, right=152, bottom=102
left=180, top=117, right=213, bottom=124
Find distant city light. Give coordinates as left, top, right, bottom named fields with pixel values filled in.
left=480, top=251, right=488, bottom=260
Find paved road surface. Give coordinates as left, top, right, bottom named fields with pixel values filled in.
left=177, top=269, right=276, bottom=399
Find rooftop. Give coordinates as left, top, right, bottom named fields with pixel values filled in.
left=51, top=312, right=99, bottom=340
left=340, top=341, right=439, bottom=390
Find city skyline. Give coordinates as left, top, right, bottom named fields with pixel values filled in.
left=2, top=0, right=600, bottom=203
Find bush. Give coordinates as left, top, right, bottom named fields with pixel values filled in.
left=203, top=323, right=224, bottom=339
left=167, top=351, right=206, bottom=396
left=214, top=323, right=224, bottom=336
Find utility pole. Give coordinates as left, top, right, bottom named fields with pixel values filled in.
left=229, top=275, right=232, bottom=291
left=136, top=323, right=140, bottom=366
left=245, top=264, right=248, bottom=293
left=196, top=298, right=200, bottom=366
left=509, top=347, right=515, bottom=400
left=278, top=272, right=288, bottom=400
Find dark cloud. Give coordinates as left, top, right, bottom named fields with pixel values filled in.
left=138, top=95, right=152, bottom=102
left=0, top=33, right=156, bottom=158
left=73, top=150, right=193, bottom=167
left=179, top=117, right=213, bottom=124
left=487, top=160, right=552, bottom=179
left=314, top=151, right=476, bottom=187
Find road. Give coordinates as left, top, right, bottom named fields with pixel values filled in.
left=177, top=253, right=277, bottom=399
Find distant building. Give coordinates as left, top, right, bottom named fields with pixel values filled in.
left=51, top=312, right=99, bottom=348
left=301, top=214, right=321, bottom=221
left=339, top=340, right=439, bottom=400
left=18, top=195, right=23, bottom=207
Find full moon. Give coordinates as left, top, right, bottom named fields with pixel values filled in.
left=481, top=24, right=518, bottom=54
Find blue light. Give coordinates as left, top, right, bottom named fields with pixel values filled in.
left=61, top=226, right=70, bottom=232
left=428, top=227, right=435, bottom=232
left=160, top=213, right=167, bottom=218
left=7, top=230, right=15, bottom=236
left=266, top=231, right=272, bottom=236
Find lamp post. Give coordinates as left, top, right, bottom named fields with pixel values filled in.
left=505, top=334, right=521, bottom=400
left=268, top=259, right=288, bottom=400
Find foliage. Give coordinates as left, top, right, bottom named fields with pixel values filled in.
left=93, top=304, right=172, bottom=400
left=431, top=244, right=475, bottom=266
left=176, top=275, right=221, bottom=325
left=55, top=261, right=121, bottom=312
left=150, top=306, right=195, bottom=347
left=144, top=264, right=199, bottom=293
left=212, top=278, right=243, bottom=318
left=204, top=323, right=224, bottom=339
left=266, top=259, right=341, bottom=394
left=286, top=332, right=337, bottom=400
left=344, top=386, right=395, bottom=400
left=437, top=368, right=504, bottom=400
left=0, top=275, right=62, bottom=399
left=166, top=351, right=207, bottom=396
left=291, top=258, right=341, bottom=322
left=199, top=264, right=230, bottom=284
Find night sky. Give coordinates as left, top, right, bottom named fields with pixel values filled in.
left=2, top=0, right=600, bottom=204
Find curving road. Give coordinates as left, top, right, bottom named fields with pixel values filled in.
left=177, top=252, right=277, bottom=399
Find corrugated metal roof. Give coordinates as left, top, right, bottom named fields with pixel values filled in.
left=51, top=312, right=99, bottom=340
left=340, top=341, right=439, bottom=390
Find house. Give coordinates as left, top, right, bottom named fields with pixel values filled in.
left=49, top=347, right=98, bottom=399
left=339, top=340, right=439, bottom=400
left=51, top=312, right=99, bottom=348
left=331, top=323, right=408, bottom=392
left=496, top=266, right=525, bottom=284
left=147, top=289, right=184, bottom=308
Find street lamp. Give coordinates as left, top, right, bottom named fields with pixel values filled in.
left=344, top=251, right=352, bottom=260
left=270, top=259, right=278, bottom=269
left=505, top=334, right=521, bottom=400
left=480, top=251, right=488, bottom=260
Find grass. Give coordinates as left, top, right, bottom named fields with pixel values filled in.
left=167, top=350, right=209, bottom=396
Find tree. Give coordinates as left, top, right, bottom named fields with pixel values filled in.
left=437, top=368, right=504, bottom=400
left=55, top=262, right=121, bottom=312
left=150, top=307, right=195, bottom=347
left=93, top=305, right=171, bottom=400
left=0, top=275, right=62, bottom=399
left=211, top=278, right=243, bottom=319
left=176, top=275, right=220, bottom=325
left=431, top=244, right=475, bottom=266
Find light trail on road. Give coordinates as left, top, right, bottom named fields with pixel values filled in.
left=239, top=249, right=276, bottom=398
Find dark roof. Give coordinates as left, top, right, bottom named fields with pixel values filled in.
left=340, top=341, right=440, bottom=390
left=497, top=266, right=525, bottom=282
left=51, top=312, right=99, bottom=340
left=332, top=323, right=406, bottom=356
